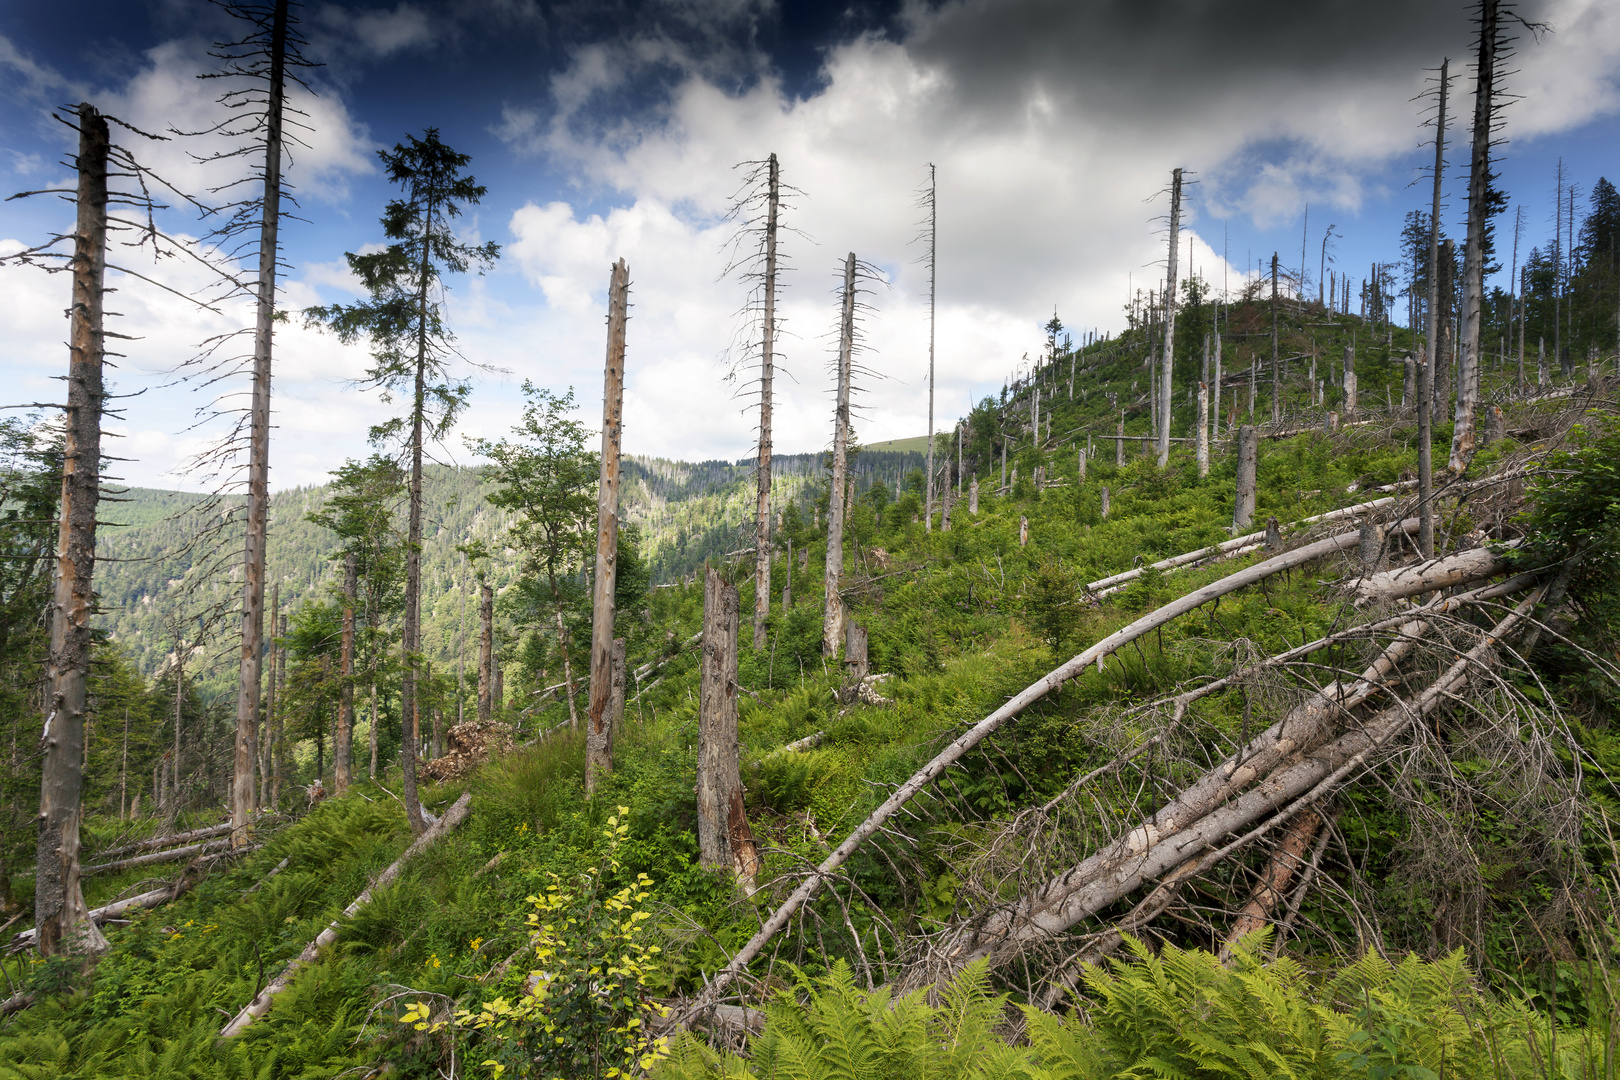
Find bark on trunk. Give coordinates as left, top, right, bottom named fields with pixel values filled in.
left=924, top=166, right=937, bottom=530
left=1158, top=169, right=1182, bottom=468
left=753, top=154, right=779, bottom=648
left=335, top=552, right=355, bottom=795
left=1350, top=542, right=1511, bottom=604
left=231, top=0, right=289, bottom=846
left=697, top=568, right=742, bottom=871
left=587, top=258, right=629, bottom=795
left=823, top=254, right=855, bottom=657
left=1450, top=1, right=1498, bottom=474
left=1219, top=809, right=1324, bottom=959
left=220, top=792, right=473, bottom=1036
left=1233, top=425, right=1258, bottom=531
left=477, top=582, right=493, bottom=724
left=1270, top=254, right=1281, bottom=425
left=35, top=103, right=111, bottom=959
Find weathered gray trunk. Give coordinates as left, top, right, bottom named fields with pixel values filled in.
left=1351, top=542, right=1511, bottom=604
left=1420, top=60, right=1449, bottom=558
left=1450, top=1, right=1498, bottom=474
left=35, top=103, right=111, bottom=958
left=1100, top=485, right=1110, bottom=520
left=1196, top=335, right=1210, bottom=477
left=335, top=553, right=355, bottom=795
left=753, top=155, right=778, bottom=648
left=1343, top=344, right=1357, bottom=415
left=924, top=166, right=937, bottom=532
left=1233, top=425, right=1258, bottom=531
left=969, top=477, right=979, bottom=515
left=231, top=0, right=289, bottom=846
left=586, top=258, right=629, bottom=794
left=1158, top=168, right=1182, bottom=467
left=1270, top=254, right=1281, bottom=425
left=477, top=582, right=493, bottom=724
left=823, top=254, right=855, bottom=657
left=697, top=568, right=744, bottom=870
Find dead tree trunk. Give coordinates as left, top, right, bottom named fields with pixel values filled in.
left=1233, top=425, right=1258, bottom=531
left=1351, top=542, right=1511, bottom=604
left=1196, top=335, right=1210, bottom=477
left=1450, top=1, right=1499, bottom=475
left=35, top=102, right=111, bottom=959
left=1158, top=168, right=1182, bottom=468
left=697, top=567, right=749, bottom=875
left=220, top=792, right=473, bottom=1037
left=1421, top=63, right=1448, bottom=556
left=586, top=258, right=629, bottom=795
left=1343, top=344, right=1358, bottom=416
left=477, top=581, right=493, bottom=724
left=1219, top=809, right=1324, bottom=959
left=923, top=166, right=937, bottom=531
left=823, top=253, right=856, bottom=657
left=608, top=637, right=627, bottom=736
left=753, top=154, right=779, bottom=650
left=1270, top=253, right=1281, bottom=425
left=231, top=0, right=290, bottom=846
left=261, top=583, right=278, bottom=807
left=335, top=553, right=355, bottom=796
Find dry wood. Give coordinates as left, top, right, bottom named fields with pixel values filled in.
left=1449, top=1, right=1499, bottom=474
left=85, top=837, right=234, bottom=875
left=680, top=522, right=1390, bottom=1015
left=220, top=791, right=472, bottom=1037
left=478, top=582, right=493, bottom=723
left=232, top=0, right=290, bottom=842
left=1350, top=542, right=1513, bottom=605
left=35, top=104, right=111, bottom=958
left=697, top=569, right=745, bottom=872
left=823, top=254, right=856, bottom=655
left=1234, top=425, right=1258, bottom=530
left=1420, top=59, right=1448, bottom=557
left=587, top=258, right=629, bottom=794
left=93, top=821, right=235, bottom=861
left=1218, top=809, right=1324, bottom=959
left=1158, top=168, right=1182, bottom=468
left=932, top=586, right=1547, bottom=977
left=336, top=552, right=356, bottom=794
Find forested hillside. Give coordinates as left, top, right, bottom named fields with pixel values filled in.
left=4, top=1, right=1620, bottom=1076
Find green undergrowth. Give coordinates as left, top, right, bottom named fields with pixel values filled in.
left=4, top=387, right=1612, bottom=1075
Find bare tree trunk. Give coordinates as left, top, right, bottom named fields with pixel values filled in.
left=1450, top=1, right=1499, bottom=474
left=1220, top=810, right=1323, bottom=959
left=753, top=154, right=779, bottom=648
left=1212, top=333, right=1223, bottom=436
left=1270, top=253, right=1281, bottom=425
left=1158, top=168, right=1182, bottom=468
left=1233, top=425, right=1258, bottom=531
left=1196, top=335, right=1210, bottom=477
left=608, top=637, right=626, bottom=738
left=697, top=568, right=744, bottom=871
left=1351, top=543, right=1511, bottom=604
left=823, top=254, right=855, bottom=657
left=35, top=103, right=111, bottom=959
left=1343, top=344, right=1358, bottom=416
left=587, top=258, right=629, bottom=795
left=273, top=611, right=287, bottom=804
left=231, top=0, right=289, bottom=846
left=924, top=166, right=937, bottom=531
left=220, top=792, right=473, bottom=1037
left=368, top=682, right=378, bottom=779
left=1420, top=60, right=1448, bottom=558
left=335, top=553, right=355, bottom=796
left=477, top=582, right=492, bottom=724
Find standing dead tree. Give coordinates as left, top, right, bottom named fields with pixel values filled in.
left=823, top=254, right=857, bottom=657
left=1158, top=168, right=1183, bottom=468
left=696, top=567, right=758, bottom=883
left=722, top=155, right=800, bottom=651
left=1420, top=59, right=1450, bottom=558
left=586, top=258, right=629, bottom=794
left=918, top=165, right=939, bottom=529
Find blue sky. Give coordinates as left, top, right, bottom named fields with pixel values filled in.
left=2, top=0, right=1617, bottom=490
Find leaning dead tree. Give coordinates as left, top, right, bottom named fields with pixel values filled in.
left=1157, top=168, right=1183, bottom=468
left=586, top=258, right=629, bottom=794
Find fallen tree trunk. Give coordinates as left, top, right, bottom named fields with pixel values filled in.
left=935, top=585, right=1546, bottom=977
left=11, top=844, right=256, bottom=950
left=1350, top=541, right=1516, bottom=605
left=1084, top=497, right=1400, bottom=595
left=220, top=792, right=472, bottom=1037
left=1217, top=808, right=1324, bottom=960
left=84, top=836, right=234, bottom=875
left=93, top=822, right=235, bottom=861
left=680, top=522, right=1407, bottom=1015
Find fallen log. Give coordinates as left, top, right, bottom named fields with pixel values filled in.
left=84, top=836, right=234, bottom=875
left=679, top=522, right=1412, bottom=1016
left=1350, top=541, right=1516, bottom=605
left=934, top=586, right=1547, bottom=978
left=1217, top=808, right=1324, bottom=960
left=93, top=822, right=235, bottom=861
left=1084, top=497, right=1401, bottom=595
left=219, top=792, right=472, bottom=1037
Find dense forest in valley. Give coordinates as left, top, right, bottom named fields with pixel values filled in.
left=3, top=1, right=1620, bottom=1077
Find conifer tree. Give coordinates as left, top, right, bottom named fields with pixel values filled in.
left=306, top=130, right=498, bottom=834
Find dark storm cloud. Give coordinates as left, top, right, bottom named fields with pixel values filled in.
left=904, top=0, right=1507, bottom=123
